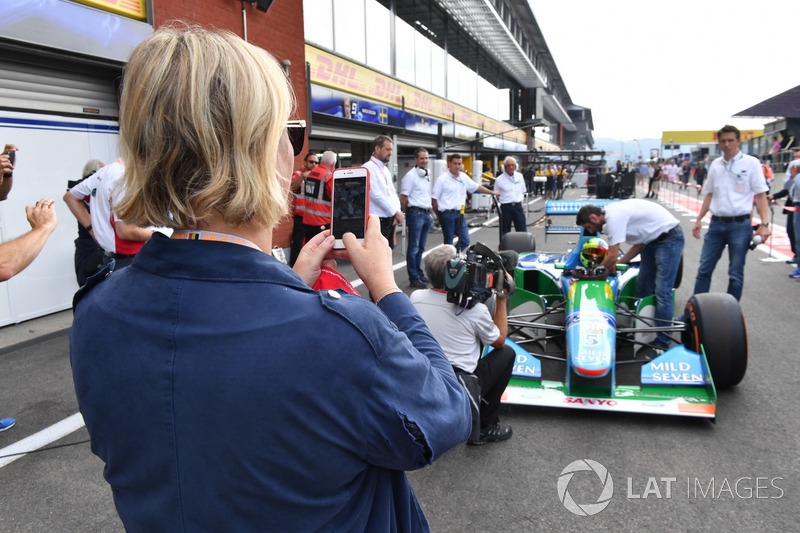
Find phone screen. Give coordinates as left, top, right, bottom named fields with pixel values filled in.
left=331, top=168, right=369, bottom=246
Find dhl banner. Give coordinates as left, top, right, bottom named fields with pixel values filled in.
left=72, top=0, right=146, bottom=21
left=306, top=44, right=525, bottom=143
left=661, top=130, right=763, bottom=144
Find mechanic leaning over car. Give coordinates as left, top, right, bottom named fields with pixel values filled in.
left=577, top=199, right=685, bottom=358
left=411, top=244, right=515, bottom=446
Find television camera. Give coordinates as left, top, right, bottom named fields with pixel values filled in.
left=444, top=243, right=517, bottom=309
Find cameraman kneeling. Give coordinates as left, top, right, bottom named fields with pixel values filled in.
left=411, top=244, right=514, bottom=445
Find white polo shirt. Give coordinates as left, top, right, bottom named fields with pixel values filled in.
left=432, top=170, right=478, bottom=211
left=362, top=156, right=400, bottom=218
left=400, top=167, right=432, bottom=209
left=69, top=160, right=130, bottom=254
left=705, top=151, right=768, bottom=216
left=494, top=171, right=526, bottom=204
left=410, top=289, right=499, bottom=373
left=604, top=199, right=679, bottom=246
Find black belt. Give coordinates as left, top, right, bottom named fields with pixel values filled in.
left=501, top=202, right=522, bottom=207
left=105, top=252, right=137, bottom=259
left=441, top=209, right=461, bottom=214
left=651, top=225, right=681, bottom=244
left=711, top=214, right=750, bottom=223
left=407, top=206, right=431, bottom=213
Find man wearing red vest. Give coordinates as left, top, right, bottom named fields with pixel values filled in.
left=302, top=150, right=337, bottom=242
left=289, top=152, right=319, bottom=266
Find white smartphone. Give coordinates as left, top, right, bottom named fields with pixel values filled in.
left=330, top=166, right=370, bottom=249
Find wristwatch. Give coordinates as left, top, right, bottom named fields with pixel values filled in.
left=762, top=222, right=770, bottom=227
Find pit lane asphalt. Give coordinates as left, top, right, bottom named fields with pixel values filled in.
left=0, top=182, right=797, bottom=532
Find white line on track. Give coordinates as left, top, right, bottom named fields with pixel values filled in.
left=0, top=413, right=85, bottom=468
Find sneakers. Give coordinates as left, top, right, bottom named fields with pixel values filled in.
left=0, top=417, right=16, bottom=432
left=789, top=269, right=800, bottom=279
left=638, top=347, right=665, bottom=361
left=467, top=423, right=512, bottom=446
left=786, top=256, right=798, bottom=264
left=419, top=275, right=430, bottom=283
left=409, top=278, right=427, bottom=289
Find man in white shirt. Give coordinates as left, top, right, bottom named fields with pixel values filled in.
left=577, top=200, right=684, bottom=356
left=494, top=156, right=527, bottom=236
left=362, top=135, right=403, bottom=248
left=787, top=163, right=800, bottom=277
left=400, top=148, right=433, bottom=288
left=64, top=160, right=153, bottom=270
left=771, top=149, right=800, bottom=265
left=692, top=125, right=770, bottom=300
left=411, top=244, right=514, bottom=446
left=432, top=154, right=499, bottom=252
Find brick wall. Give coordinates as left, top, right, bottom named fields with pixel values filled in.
left=152, top=0, right=308, bottom=249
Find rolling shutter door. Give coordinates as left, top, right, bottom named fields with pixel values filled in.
left=0, top=46, right=121, bottom=119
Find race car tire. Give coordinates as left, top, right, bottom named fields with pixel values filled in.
left=500, top=231, right=536, bottom=253
left=682, top=293, right=747, bottom=389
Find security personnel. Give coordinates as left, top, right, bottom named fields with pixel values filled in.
left=289, top=152, right=318, bottom=265
left=302, top=151, right=337, bottom=242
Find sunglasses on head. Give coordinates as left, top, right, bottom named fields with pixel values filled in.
left=287, top=120, right=306, bottom=157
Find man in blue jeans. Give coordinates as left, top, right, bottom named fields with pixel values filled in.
left=788, top=163, right=800, bottom=277
left=577, top=200, right=685, bottom=357
left=692, top=125, right=771, bottom=300
left=432, top=154, right=499, bottom=252
left=400, top=148, right=433, bottom=288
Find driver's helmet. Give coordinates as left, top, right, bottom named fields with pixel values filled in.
left=580, top=237, right=609, bottom=268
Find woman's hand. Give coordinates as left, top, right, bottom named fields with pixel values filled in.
left=292, top=230, right=337, bottom=287
left=343, top=214, right=398, bottom=299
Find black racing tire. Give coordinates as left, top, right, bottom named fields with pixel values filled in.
left=500, top=231, right=535, bottom=253
left=682, top=293, right=748, bottom=388
left=673, top=254, right=683, bottom=289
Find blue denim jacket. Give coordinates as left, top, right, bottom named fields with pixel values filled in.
left=70, top=234, right=470, bottom=532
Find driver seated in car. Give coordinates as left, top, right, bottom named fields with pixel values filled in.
left=572, top=237, right=610, bottom=279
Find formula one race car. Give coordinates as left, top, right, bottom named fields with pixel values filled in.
left=496, top=200, right=748, bottom=421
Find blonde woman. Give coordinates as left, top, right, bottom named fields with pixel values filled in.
left=70, top=27, right=469, bottom=532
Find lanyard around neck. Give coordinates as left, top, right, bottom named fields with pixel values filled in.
left=171, top=230, right=262, bottom=251
left=724, top=153, right=744, bottom=179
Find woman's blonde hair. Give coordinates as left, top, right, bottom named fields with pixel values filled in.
left=115, top=26, right=295, bottom=229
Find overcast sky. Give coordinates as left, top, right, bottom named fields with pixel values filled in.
left=529, top=0, right=800, bottom=140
